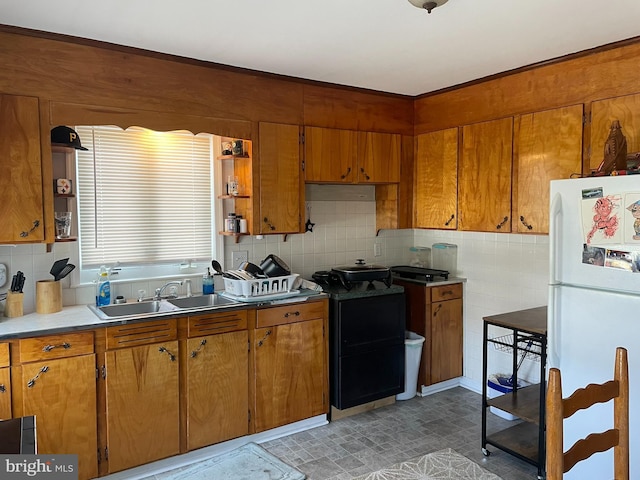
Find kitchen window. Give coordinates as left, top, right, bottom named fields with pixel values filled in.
left=75, top=125, right=218, bottom=283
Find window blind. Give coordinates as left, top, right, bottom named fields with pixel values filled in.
left=75, top=125, right=214, bottom=268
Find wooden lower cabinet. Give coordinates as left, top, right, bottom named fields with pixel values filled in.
left=185, top=330, right=248, bottom=450
left=19, top=354, right=98, bottom=480
left=429, top=294, right=463, bottom=384
left=252, top=301, right=327, bottom=432
left=0, top=367, right=10, bottom=420
left=394, top=280, right=463, bottom=387
left=0, top=300, right=329, bottom=477
left=0, top=343, right=10, bottom=420
left=104, top=340, right=180, bottom=473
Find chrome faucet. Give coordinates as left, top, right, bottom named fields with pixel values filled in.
left=154, top=280, right=183, bottom=300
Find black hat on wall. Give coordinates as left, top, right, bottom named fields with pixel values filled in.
left=51, top=125, right=88, bottom=150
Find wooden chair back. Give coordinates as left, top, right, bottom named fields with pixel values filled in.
left=546, top=347, right=629, bottom=479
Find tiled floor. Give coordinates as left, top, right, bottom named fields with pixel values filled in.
left=142, top=387, right=540, bottom=480
left=261, top=387, right=541, bottom=480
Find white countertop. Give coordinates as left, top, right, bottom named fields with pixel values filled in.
left=0, top=290, right=328, bottom=340
left=0, top=305, right=113, bottom=339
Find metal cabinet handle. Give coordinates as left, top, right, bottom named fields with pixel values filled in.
left=27, top=365, right=49, bottom=388
left=0, top=384, right=5, bottom=393
left=340, top=167, right=352, bottom=180
left=257, top=329, right=272, bottom=347
left=496, top=216, right=509, bottom=229
left=43, top=342, right=71, bottom=352
left=190, top=339, right=207, bottom=358
left=519, top=215, right=533, bottom=230
left=263, top=217, right=276, bottom=231
left=360, top=167, right=371, bottom=181
left=441, top=290, right=453, bottom=296
left=444, top=214, right=455, bottom=226
left=433, top=304, right=442, bottom=317
left=20, top=220, right=40, bottom=238
left=284, top=311, right=300, bottom=318
left=158, top=346, right=176, bottom=362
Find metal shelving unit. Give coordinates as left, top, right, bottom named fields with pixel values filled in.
left=481, top=306, right=547, bottom=479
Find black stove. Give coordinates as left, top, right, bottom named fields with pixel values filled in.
left=312, top=268, right=392, bottom=292
left=390, top=265, right=450, bottom=282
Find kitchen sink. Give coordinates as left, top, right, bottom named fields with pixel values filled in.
left=89, top=300, right=179, bottom=320
left=167, top=295, right=236, bottom=309
left=88, top=294, right=239, bottom=321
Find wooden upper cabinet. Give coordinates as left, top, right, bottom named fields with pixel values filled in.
left=259, top=122, right=303, bottom=234
left=459, top=117, right=513, bottom=232
left=590, top=92, right=640, bottom=172
left=414, top=128, right=458, bottom=229
left=0, top=94, right=44, bottom=243
left=304, top=127, right=401, bottom=184
left=304, top=126, right=357, bottom=183
left=357, top=131, right=401, bottom=183
left=514, top=105, right=583, bottom=234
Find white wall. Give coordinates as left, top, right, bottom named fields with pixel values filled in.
left=0, top=199, right=549, bottom=389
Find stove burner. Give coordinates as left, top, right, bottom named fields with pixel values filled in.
left=390, top=265, right=450, bottom=282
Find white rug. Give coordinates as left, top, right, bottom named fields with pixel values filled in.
left=158, top=442, right=305, bottom=480
left=353, top=448, right=502, bottom=480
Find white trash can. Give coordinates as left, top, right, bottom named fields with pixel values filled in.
left=396, top=331, right=425, bottom=401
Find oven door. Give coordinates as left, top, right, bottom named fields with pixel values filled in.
left=330, top=293, right=406, bottom=409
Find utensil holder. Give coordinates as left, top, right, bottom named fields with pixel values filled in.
left=5, top=292, right=24, bottom=318
left=36, top=280, right=62, bottom=314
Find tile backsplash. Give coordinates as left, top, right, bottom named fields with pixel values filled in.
left=0, top=199, right=549, bottom=391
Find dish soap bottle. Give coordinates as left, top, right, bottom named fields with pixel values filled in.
left=203, top=268, right=214, bottom=295
left=96, top=265, right=111, bottom=306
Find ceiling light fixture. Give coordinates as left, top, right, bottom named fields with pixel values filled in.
left=408, top=0, right=449, bottom=14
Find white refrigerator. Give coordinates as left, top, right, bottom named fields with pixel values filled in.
left=549, top=175, right=640, bottom=479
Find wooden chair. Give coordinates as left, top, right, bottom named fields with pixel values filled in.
left=546, top=347, right=629, bottom=479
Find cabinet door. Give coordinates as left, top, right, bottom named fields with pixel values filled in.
left=186, top=331, right=248, bottom=450
left=514, top=105, right=583, bottom=234
left=430, top=298, right=463, bottom=384
left=459, top=117, right=513, bottom=232
left=0, top=367, right=11, bottom=420
left=590, top=93, right=640, bottom=172
left=0, top=94, right=44, bottom=243
left=304, top=126, right=358, bottom=183
left=105, top=340, right=179, bottom=473
left=253, top=319, right=325, bottom=432
left=357, top=131, right=401, bottom=183
left=259, top=122, right=303, bottom=234
left=20, top=355, right=97, bottom=480
left=415, top=128, right=458, bottom=229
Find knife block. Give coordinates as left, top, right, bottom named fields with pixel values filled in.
left=36, top=280, right=62, bottom=314
left=4, top=292, right=24, bottom=318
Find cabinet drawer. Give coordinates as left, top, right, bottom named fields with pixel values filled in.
left=431, top=283, right=462, bottom=302
left=256, top=300, right=325, bottom=328
left=19, top=332, right=94, bottom=363
left=106, top=319, right=177, bottom=349
left=188, top=310, right=248, bottom=337
left=0, top=343, right=8, bottom=367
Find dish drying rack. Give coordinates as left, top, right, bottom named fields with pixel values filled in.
left=223, top=274, right=299, bottom=298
